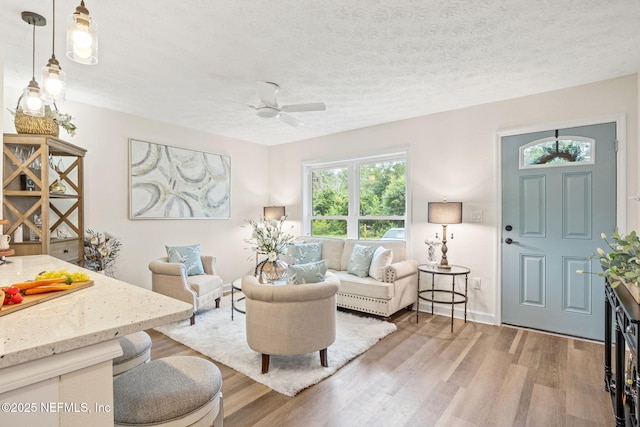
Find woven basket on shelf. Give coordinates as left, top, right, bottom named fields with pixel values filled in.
left=13, top=96, right=59, bottom=137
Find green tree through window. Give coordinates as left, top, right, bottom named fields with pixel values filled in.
left=306, top=154, right=407, bottom=239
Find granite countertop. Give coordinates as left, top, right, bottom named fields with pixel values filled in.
left=0, top=255, right=193, bottom=368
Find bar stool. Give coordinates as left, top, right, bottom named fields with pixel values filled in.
left=113, top=356, right=223, bottom=426
left=112, top=331, right=152, bottom=377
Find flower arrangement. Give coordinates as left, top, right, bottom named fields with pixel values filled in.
left=577, top=232, right=640, bottom=288
left=246, top=216, right=294, bottom=261
left=84, top=229, right=122, bottom=277
left=48, top=109, right=77, bottom=136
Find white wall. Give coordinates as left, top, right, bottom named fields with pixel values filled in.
left=269, top=75, right=638, bottom=324
left=2, top=87, right=270, bottom=288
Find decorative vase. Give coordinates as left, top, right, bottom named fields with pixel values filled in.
left=623, top=282, right=640, bottom=304
left=49, top=179, right=66, bottom=194
left=255, top=258, right=288, bottom=283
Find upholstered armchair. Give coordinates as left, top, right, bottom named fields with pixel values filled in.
left=242, top=272, right=339, bottom=373
left=149, top=255, right=223, bottom=325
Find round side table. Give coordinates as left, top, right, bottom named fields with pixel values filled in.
left=416, top=264, right=470, bottom=332
left=231, top=278, right=245, bottom=320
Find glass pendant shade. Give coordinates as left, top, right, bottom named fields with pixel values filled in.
left=22, top=79, right=45, bottom=117
left=41, top=56, right=66, bottom=102
left=66, top=1, right=98, bottom=64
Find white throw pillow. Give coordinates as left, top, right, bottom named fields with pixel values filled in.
left=368, top=246, right=393, bottom=281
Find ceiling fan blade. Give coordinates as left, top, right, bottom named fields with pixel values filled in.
left=257, top=81, right=278, bottom=107
left=279, top=112, right=304, bottom=128
left=281, top=102, right=326, bottom=113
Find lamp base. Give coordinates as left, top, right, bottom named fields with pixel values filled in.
left=437, top=264, right=452, bottom=270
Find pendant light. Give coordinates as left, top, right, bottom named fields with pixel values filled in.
left=21, top=12, right=47, bottom=117
left=66, top=1, right=98, bottom=65
left=42, top=0, right=66, bottom=103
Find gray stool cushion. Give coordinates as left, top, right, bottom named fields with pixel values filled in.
left=113, top=331, right=152, bottom=376
left=114, top=356, right=222, bottom=425
left=113, top=331, right=152, bottom=366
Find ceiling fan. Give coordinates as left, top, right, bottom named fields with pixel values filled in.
left=247, top=81, right=326, bottom=127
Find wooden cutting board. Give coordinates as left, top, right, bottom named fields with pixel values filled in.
left=0, top=280, right=94, bottom=316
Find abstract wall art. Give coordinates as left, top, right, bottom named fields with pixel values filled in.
left=129, top=139, right=231, bottom=219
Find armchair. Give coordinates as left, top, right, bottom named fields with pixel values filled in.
left=242, top=273, right=339, bottom=373
left=149, top=255, right=223, bottom=325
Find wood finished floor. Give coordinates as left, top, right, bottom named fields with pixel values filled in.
left=147, top=309, right=614, bottom=427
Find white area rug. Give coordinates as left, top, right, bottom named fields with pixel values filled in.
left=155, top=294, right=397, bottom=397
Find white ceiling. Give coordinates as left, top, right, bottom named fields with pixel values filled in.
left=2, top=1, right=640, bottom=146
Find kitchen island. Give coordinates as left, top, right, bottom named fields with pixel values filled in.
left=0, top=255, right=193, bottom=426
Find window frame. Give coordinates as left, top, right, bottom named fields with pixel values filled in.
left=519, top=135, right=596, bottom=169
left=302, top=151, right=409, bottom=240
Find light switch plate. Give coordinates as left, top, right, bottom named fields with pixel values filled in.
left=472, top=210, right=483, bottom=222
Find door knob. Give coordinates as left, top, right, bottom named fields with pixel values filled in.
left=505, top=238, right=517, bottom=244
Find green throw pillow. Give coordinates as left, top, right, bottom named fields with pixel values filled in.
left=293, top=242, right=322, bottom=264
left=347, top=244, right=375, bottom=278
left=287, top=260, right=328, bottom=284
left=166, top=244, right=205, bottom=276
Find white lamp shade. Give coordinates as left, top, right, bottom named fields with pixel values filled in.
left=428, top=202, right=463, bottom=225
left=66, top=9, right=98, bottom=65
left=264, top=206, right=286, bottom=221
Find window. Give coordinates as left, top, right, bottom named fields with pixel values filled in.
left=304, top=153, right=408, bottom=240
left=520, top=136, right=595, bottom=169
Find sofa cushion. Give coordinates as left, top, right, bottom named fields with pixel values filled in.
left=369, top=246, right=393, bottom=281
left=166, top=244, right=205, bottom=276
left=292, top=242, right=322, bottom=264
left=187, top=273, right=222, bottom=296
left=347, top=244, right=375, bottom=277
left=287, top=260, right=328, bottom=284
left=334, top=271, right=394, bottom=300
left=341, top=239, right=407, bottom=270
left=299, top=237, right=344, bottom=270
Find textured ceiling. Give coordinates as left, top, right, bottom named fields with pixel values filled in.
left=2, top=1, right=640, bottom=145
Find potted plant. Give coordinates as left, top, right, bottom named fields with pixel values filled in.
left=245, top=216, right=294, bottom=282
left=579, top=232, right=640, bottom=302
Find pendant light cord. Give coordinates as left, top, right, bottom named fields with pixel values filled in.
left=51, top=0, right=56, bottom=58
left=31, top=22, right=36, bottom=79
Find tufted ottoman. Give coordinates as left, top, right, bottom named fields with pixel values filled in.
left=113, top=331, right=152, bottom=376
left=113, top=356, right=224, bottom=427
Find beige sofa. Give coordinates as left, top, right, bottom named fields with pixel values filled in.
left=290, top=237, right=418, bottom=317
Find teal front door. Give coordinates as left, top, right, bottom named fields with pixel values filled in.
left=501, top=122, right=617, bottom=340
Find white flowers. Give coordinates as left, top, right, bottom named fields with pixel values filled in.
left=246, top=216, right=294, bottom=259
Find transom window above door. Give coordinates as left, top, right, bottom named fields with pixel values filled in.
left=519, top=136, right=595, bottom=169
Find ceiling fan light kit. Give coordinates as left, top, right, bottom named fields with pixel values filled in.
left=248, top=81, right=326, bottom=128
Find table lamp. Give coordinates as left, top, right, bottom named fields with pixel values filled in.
left=263, top=206, right=286, bottom=221
left=428, top=201, right=462, bottom=269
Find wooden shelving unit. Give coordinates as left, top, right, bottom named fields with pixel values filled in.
left=2, top=134, right=86, bottom=264
left=0, top=219, right=14, bottom=264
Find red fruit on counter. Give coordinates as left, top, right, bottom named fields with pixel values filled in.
left=11, top=293, right=23, bottom=304
left=5, top=286, right=19, bottom=295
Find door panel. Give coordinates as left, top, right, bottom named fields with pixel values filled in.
left=501, top=122, right=616, bottom=340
